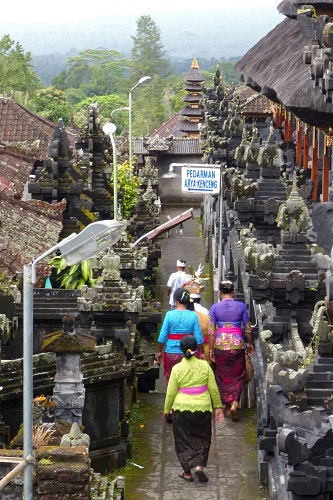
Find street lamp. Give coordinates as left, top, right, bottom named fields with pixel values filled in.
left=162, top=164, right=178, bottom=178
left=129, top=76, right=151, bottom=175
left=111, top=107, right=130, bottom=118
left=103, top=122, right=118, bottom=220
left=23, top=220, right=124, bottom=499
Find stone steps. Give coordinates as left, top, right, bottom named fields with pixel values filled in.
left=306, top=357, right=333, bottom=406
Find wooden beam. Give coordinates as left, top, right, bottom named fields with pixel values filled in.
left=322, top=135, right=329, bottom=202
left=311, top=126, right=318, bottom=201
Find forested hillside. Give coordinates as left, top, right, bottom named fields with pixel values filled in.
left=0, top=10, right=280, bottom=140
left=0, top=7, right=282, bottom=84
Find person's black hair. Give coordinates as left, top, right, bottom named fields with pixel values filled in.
left=187, top=299, right=194, bottom=311
left=219, top=280, right=234, bottom=294
left=174, top=287, right=191, bottom=305
left=180, top=335, right=197, bottom=358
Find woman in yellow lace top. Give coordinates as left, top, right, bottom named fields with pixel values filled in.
left=164, top=336, right=224, bottom=483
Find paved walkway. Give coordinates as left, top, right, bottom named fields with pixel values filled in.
left=125, top=206, right=267, bottom=500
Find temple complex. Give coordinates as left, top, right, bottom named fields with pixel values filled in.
left=4, top=3, right=333, bottom=497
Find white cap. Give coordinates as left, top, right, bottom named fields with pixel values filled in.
left=177, top=259, right=186, bottom=267
left=190, top=293, right=201, bottom=299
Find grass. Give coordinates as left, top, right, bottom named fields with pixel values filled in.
left=108, top=399, right=154, bottom=485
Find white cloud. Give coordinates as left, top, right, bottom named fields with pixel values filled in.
left=3, top=0, right=280, bottom=24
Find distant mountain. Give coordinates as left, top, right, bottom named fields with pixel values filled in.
left=0, top=7, right=282, bottom=83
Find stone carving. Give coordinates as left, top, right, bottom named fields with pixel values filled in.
left=301, top=13, right=333, bottom=103
left=257, top=121, right=285, bottom=172
left=244, top=124, right=261, bottom=166
left=277, top=172, right=312, bottom=243
left=310, top=299, right=333, bottom=345
left=260, top=330, right=309, bottom=391
left=60, top=422, right=90, bottom=448
left=41, top=314, right=96, bottom=425
left=234, top=125, right=250, bottom=166
left=101, top=248, right=121, bottom=281
left=230, top=174, right=257, bottom=200
left=241, top=234, right=273, bottom=284
left=229, top=101, right=244, bottom=137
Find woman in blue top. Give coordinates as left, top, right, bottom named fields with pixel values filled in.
left=156, top=288, right=205, bottom=388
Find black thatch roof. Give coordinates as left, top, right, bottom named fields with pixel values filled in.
left=278, top=0, right=333, bottom=18
left=277, top=0, right=297, bottom=18
left=235, top=16, right=333, bottom=128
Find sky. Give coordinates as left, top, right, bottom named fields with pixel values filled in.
left=3, top=0, right=281, bottom=23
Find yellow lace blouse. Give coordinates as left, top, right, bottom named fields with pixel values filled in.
left=164, top=357, right=222, bottom=414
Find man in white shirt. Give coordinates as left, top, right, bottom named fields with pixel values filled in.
left=167, top=259, right=191, bottom=308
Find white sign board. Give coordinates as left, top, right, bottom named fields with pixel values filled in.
left=181, top=166, right=221, bottom=194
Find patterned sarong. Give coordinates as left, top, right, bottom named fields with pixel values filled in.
left=172, top=410, right=212, bottom=474
left=164, top=353, right=184, bottom=385
left=214, top=348, right=245, bottom=404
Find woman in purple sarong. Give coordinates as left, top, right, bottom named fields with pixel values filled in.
left=208, top=280, right=254, bottom=420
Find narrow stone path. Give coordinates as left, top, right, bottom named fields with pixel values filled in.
left=125, top=206, right=268, bottom=499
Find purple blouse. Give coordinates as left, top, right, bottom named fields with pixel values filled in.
left=209, top=299, right=251, bottom=351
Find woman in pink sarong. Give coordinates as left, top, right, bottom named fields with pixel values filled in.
left=208, top=280, right=254, bottom=420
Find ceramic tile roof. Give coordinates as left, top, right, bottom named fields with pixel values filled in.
left=0, top=98, right=56, bottom=160
left=238, top=93, right=272, bottom=116
left=143, top=136, right=172, bottom=152
left=185, top=84, right=204, bottom=91
left=149, top=114, right=186, bottom=139
left=179, top=106, right=203, bottom=117
left=0, top=143, right=35, bottom=195
left=0, top=186, right=65, bottom=279
left=133, top=138, right=202, bottom=155
left=183, top=94, right=204, bottom=103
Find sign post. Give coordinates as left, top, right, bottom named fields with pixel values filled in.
left=181, top=165, right=221, bottom=194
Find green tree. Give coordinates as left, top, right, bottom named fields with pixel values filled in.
left=73, top=94, right=128, bottom=129
left=129, top=17, right=172, bottom=136
left=52, top=49, right=130, bottom=96
left=51, top=69, right=68, bottom=91
left=115, top=161, right=141, bottom=218
left=0, top=34, right=41, bottom=97
left=208, top=61, right=240, bottom=84
left=34, top=86, right=73, bottom=125
left=161, top=75, right=187, bottom=115
left=132, top=77, right=167, bottom=136
left=131, top=15, right=171, bottom=81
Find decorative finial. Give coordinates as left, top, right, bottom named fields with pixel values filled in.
left=192, top=57, right=199, bottom=69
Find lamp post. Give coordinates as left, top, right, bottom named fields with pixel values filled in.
left=103, top=122, right=118, bottom=220
left=23, top=220, right=124, bottom=499
left=129, top=76, right=151, bottom=175
left=111, top=107, right=130, bottom=119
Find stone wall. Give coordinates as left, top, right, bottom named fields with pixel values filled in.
left=37, top=445, right=90, bottom=499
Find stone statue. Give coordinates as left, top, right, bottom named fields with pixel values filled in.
left=277, top=172, right=312, bottom=241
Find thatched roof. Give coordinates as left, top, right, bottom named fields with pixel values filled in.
left=235, top=16, right=333, bottom=129
left=278, top=0, right=333, bottom=18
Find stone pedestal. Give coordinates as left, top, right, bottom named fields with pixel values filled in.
left=41, top=316, right=96, bottom=425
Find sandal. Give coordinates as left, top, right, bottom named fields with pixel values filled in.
left=224, top=405, right=231, bottom=417
left=178, top=472, right=194, bottom=482
left=230, top=407, right=240, bottom=421
left=195, top=469, right=208, bottom=483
